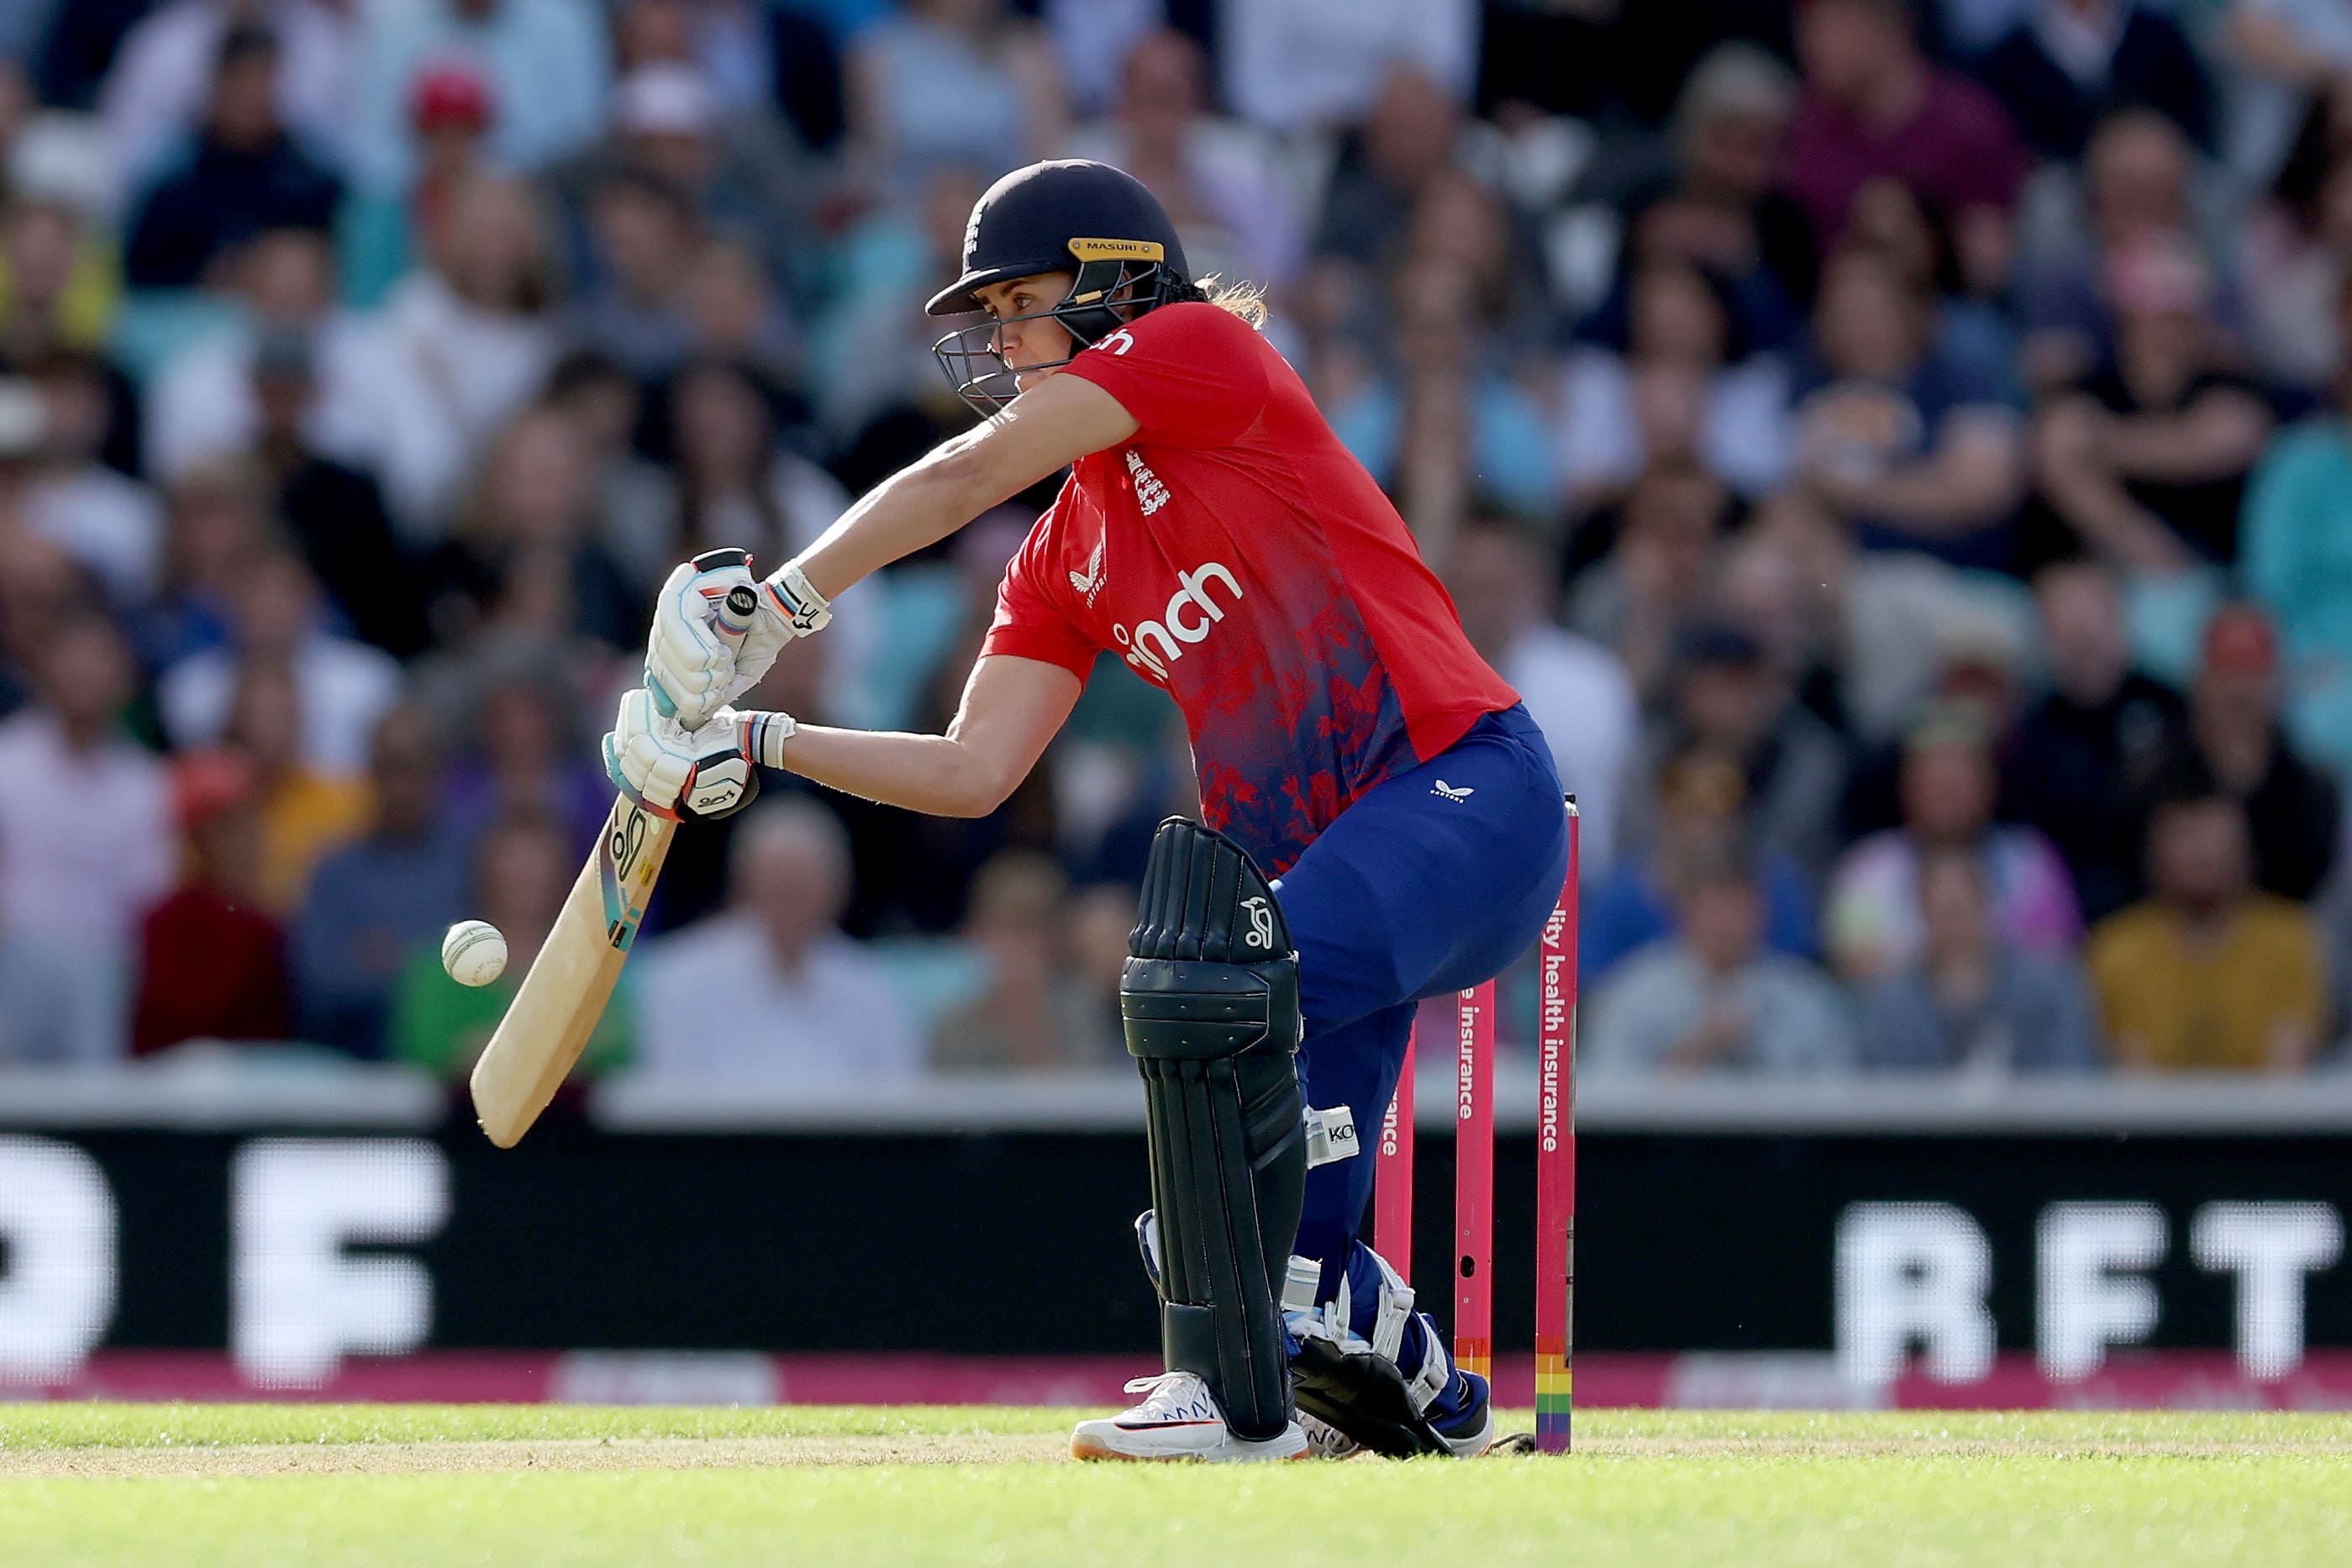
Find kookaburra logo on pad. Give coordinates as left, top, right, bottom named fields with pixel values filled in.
left=1432, top=780, right=1474, bottom=802
left=1241, top=896, right=1274, bottom=949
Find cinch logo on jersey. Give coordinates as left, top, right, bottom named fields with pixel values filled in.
left=1125, top=450, right=1170, bottom=515
left=1112, top=560, right=1243, bottom=681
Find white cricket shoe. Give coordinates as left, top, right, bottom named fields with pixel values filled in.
left=1299, top=1412, right=1363, bottom=1460
left=1069, top=1373, right=1309, bottom=1462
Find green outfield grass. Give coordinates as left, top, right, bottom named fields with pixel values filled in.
left=2, top=1406, right=2348, bottom=1567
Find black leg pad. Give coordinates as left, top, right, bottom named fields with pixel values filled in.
left=1125, top=819, right=1306, bottom=1442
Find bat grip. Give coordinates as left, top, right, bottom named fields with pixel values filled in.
left=687, top=546, right=761, bottom=639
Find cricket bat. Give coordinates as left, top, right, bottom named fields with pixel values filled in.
left=470, top=553, right=760, bottom=1147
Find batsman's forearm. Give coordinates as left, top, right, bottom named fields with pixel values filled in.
left=793, top=438, right=995, bottom=601
left=766, top=722, right=1008, bottom=818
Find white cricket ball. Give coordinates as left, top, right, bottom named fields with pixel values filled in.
left=441, top=920, right=508, bottom=987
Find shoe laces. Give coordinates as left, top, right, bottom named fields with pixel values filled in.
left=1299, top=1413, right=1360, bottom=1460
left=1119, top=1371, right=1219, bottom=1421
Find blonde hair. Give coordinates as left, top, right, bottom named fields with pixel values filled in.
left=1167, top=272, right=1269, bottom=328
left=1205, top=277, right=1268, bottom=327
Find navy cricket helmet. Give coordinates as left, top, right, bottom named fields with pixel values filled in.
left=928, top=160, right=1192, bottom=413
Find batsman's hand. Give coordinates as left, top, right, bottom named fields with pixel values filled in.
left=645, top=554, right=831, bottom=729
left=604, top=688, right=763, bottom=822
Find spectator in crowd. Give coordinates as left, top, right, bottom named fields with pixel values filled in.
left=1855, top=844, right=2102, bottom=1070
left=362, top=174, right=564, bottom=534
left=1747, top=476, right=2031, bottom=746
left=1065, top=29, right=1304, bottom=295
left=550, top=56, right=818, bottom=294
left=1713, top=522, right=1849, bottom=730
left=419, top=404, right=641, bottom=656
left=159, top=547, right=401, bottom=779
left=1842, top=176, right=2018, bottom=396
left=1566, top=455, right=1731, bottom=704
left=122, top=24, right=343, bottom=291
left=541, top=347, right=671, bottom=572
left=351, top=0, right=613, bottom=192
left=1826, top=703, right=2081, bottom=984
left=1558, top=256, right=1793, bottom=508
left=2004, top=559, right=2185, bottom=921
left=100, top=1, right=355, bottom=202
left=339, top=58, right=499, bottom=308
left=2244, top=323, right=2352, bottom=777
left=845, top=0, right=1068, bottom=201
left=1792, top=245, right=2028, bottom=571
left=681, top=236, right=799, bottom=386
left=636, top=798, right=920, bottom=1083
left=1308, top=66, right=1470, bottom=306
left=1584, top=748, right=1818, bottom=981
left=0, top=191, right=120, bottom=380
left=1827, top=597, right=2032, bottom=814
left=293, top=703, right=469, bottom=1058
left=2244, top=83, right=2352, bottom=394
left=568, top=166, right=702, bottom=383
left=930, top=848, right=1115, bottom=1070
left=245, top=326, right=424, bottom=656
left=217, top=657, right=371, bottom=913
left=805, top=161, right=989, bottom=460
left=2225, top=0, right=2352, bottom=185
left=1975, top=0, right=2213, bottom=161
left=131, top=749, right=290, bottom=1055
left=655, top=357, right=847, bottom=574
left=2015, top=108, right=2229, bottom=393
left=1631, top=620, right=1852, bottom=881
left=1060, top=879, right=1138, bottom=1061
left=143, top=457, right=271, bottom=668
left=1405, top=160, right=1556, bottom=352
left=2029, top=235, right=2271, bottom=571
left=145, top=226, right=371, bottom=488
left=613, top=0, right=781, bottom=121
left=1785, top=0, right=2030, bottom=253
left=2142, top=604, right=2339, bottom=902
left=1446, top=518, right=1637, bottom=877
left=2088, top=790, right=2327, bottom=1070
left=1326, top=257, right=1555, bottom=560
left=391, top=808, right=632, bottom=1078
left=1222, top=0, right=1477, bottom=133
left=0, top=617, right=173, bottom=1062
left=18, top=356, right=156, bottom=605
left=440, top=666, right=613, bottom=851
left=1619, top=42, right=1816, bottom=324
left=1585, top=847, right=1854, bottom=1076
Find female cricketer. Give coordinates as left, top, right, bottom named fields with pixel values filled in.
left=606, top=160, right=1570, bottom=1462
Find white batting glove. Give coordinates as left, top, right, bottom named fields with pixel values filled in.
left=645, top=551, right=831, bottom=729
left=604, top=689, right=766, bottom=822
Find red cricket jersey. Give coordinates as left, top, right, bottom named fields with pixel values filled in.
left=980, top=301, right=1518, bottom=875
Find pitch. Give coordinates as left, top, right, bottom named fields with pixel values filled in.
left=2, top=1406, right=2347, bottom=1566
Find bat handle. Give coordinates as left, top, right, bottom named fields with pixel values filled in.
left=687, top=546, right=761, bottom=639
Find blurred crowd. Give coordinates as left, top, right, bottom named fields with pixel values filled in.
left=8, top=0, right=2352, bottom=1086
